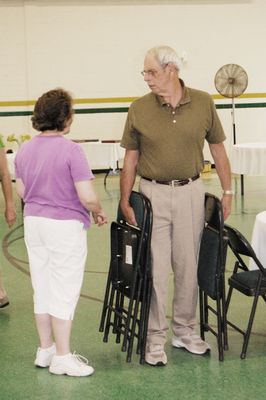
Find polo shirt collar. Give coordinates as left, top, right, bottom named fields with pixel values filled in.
left=156, top=79, right=191, bottom=107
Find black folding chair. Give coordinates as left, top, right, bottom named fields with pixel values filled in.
left=224, top=224, right=266, bottom=359
left=198, top=193, right=228, bottom=361
left=99, top=191, right=153, bottom=364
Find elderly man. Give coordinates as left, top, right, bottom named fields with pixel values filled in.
left=0, top=136, right=16, bottom=308
left=119, top=45, right=232, bottom=366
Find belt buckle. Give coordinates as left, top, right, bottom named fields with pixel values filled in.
left=171, top=179, right=182, bottom=187
left=171, top=178, right=190, bottom=187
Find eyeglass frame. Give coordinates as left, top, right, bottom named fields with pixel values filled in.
left=141, top=63, right=169, bottom=78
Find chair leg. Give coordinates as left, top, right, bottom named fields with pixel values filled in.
left=241, top=295, right=259, bottom=359
left=216, top=298, right=224, bottom=362
left=115, top=292, right=124, bottom=343
left=199, top=289, right=205, bottom=340
left=203, top=292, right=209, bottom=333
left=139, top=279, right=153, bottom=365
left=221, top=279, right=229, bottom=351
left=225, top=285, right=234, bottom=313
left=99, top=267, right=113, bottom=332
left=127, top=297, right=141, bottom=363
left=103, top=286, right=116, bottom=342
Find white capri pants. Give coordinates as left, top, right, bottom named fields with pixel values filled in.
left=24, top=216, right=87, bottom=320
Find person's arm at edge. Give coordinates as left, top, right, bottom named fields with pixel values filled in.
left=0, top=149, right=16, bottom=227
left=119, top=149, right=139, bottom=225
left=209, top=142, right=232, bottom=220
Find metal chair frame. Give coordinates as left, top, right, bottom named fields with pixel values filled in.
left=198, top=193, right=228, bottom=361
left=99, top=191, right=153, bottom=364
left=224, top=224, right=266, bottom=359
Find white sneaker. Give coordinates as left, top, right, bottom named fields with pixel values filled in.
left=35, top=343, right=56, bottom=368
left=145, top=344, right=167, bottom=366
left=49, top=352, right=94, bottom=377
left=172, top=333, right=211, bottom=355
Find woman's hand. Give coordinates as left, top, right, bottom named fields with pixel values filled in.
left=92, top=210, right=108, bottom=226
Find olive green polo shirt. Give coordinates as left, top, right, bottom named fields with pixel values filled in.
left=121, top=80, right=226, bottom=181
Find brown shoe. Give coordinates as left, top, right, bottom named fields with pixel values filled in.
left=0, top=295, right=9, bottom=309
left=145, top=345, right=167, bottom=366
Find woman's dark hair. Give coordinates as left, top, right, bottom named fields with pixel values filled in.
left=31, top=88, right=74, bottom=132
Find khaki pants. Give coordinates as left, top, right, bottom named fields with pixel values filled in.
left=140, top=178, right=205, bottom=347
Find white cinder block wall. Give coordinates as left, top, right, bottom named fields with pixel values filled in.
left=0, top=0, right=265, bottom=162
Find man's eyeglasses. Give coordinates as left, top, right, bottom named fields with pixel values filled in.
left=141, top=69, right=160, bottom=77
left=141, top=64, right=168, bottom=78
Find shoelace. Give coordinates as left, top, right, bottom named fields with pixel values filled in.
left=73, top=351, right=89, bottom=365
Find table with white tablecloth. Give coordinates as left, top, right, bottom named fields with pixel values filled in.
left=6, top=142, right=125, bottom=180
left=79, top=142, right=125, bottom=171
left=231, top=142, right=266, bottom=195
left=250, top=210, right=266, bottom=270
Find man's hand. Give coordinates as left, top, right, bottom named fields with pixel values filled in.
left=119, top=199, right=137, bottom=226
left=221, top=194, right=232, bottom=220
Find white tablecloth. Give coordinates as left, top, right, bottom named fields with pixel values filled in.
left=250, top=211, right=266, bottom=270
left=231, top=142, right=266, bottom=176
left=79, top=142, right=125, bottom=171
left=6, top=152, right=16, bottom=180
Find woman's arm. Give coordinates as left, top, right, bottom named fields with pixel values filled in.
left=74, top=180, right=107, bottom=226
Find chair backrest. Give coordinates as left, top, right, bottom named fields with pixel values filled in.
left=117, top=191, right=152, bottom=231
left=204, top=192, right=224, bottom=231
left=113, top=191, right=153, bottom=291
left=110, top=221, right=141, bottom=289
left=198, top=193, right=227, bottom=299
left=224, top=224, right=266, bottom=275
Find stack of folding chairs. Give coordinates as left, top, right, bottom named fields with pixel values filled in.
left=198, top=192, right=228, bottom=361
left=99, top=191, right=153, bottom=364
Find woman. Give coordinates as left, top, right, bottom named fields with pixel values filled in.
left=0, top=136, right=16, bottom=308
left=15, top=88, right=107, bottom=377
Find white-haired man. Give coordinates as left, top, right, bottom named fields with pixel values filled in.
left=120, top=45, right=232, bottom=366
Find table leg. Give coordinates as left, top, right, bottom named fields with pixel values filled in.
left=104, top=162, right=121, bottom=186
left=104, top=168, right=111, bottom=186
left=240, top=174, right=244, bottom=196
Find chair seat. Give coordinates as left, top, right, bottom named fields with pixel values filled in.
left=225, top=223, right=266, bottom=359
left=229, top=269, right=266, bottom=296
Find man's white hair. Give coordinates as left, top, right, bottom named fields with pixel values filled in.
left=145, top=45, right=182, bottom=71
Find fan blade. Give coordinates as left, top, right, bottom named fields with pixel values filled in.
left=214, top=63, right=248, bottom=98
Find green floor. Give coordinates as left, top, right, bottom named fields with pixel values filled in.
left=1, top=172, right=266, bottom=400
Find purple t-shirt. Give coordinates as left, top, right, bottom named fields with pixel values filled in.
left=15, top=135, right=94, bottom=229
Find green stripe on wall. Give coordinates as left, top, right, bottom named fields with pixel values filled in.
left=75, top=107, right=129, bottom=114
left=216, top=103, right=266, bottom=109
left=0, top=103, right=266, bottom=117
left=0, top=108, right=129, bottom=117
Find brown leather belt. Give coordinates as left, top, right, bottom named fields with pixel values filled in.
left=141, top=174, right=200, bottom=187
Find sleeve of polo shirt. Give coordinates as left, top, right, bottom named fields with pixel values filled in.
left=205, top=96, right=226, bottom=144
left=120, top=106, right=140, bottom=150
left=69, top=145, right=94, bottom=182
